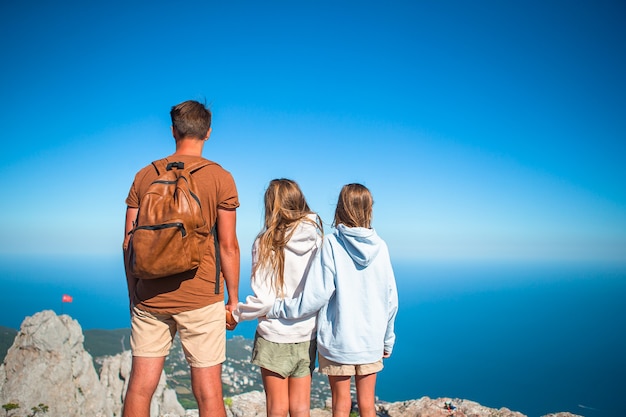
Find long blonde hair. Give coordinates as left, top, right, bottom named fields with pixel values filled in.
left=333, top=183, right=373, bottom=228
left=254, top=179, right=322, bottom=296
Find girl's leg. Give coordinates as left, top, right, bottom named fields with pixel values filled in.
left=355, top=373, right=377, bottom=417
left=261, top=368, right=290, bottom=417
left=288, top=374, right=312, bottom=417
left=327, top=375, right=353, bottom=417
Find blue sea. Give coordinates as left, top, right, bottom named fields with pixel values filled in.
left=1, top=255, right=624, bottom=417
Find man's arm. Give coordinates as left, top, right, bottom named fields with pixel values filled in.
left=123, top=207, right=138, bottom=251
left=123, top=207, right=139, bottom=310
left=217, top=208, right=240, bottom=318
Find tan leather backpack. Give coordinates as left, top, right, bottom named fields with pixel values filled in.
left=127, top=159, right=220, bottom=291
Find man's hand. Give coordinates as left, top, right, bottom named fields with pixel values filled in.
left=225, top=307, right=238, bottom=331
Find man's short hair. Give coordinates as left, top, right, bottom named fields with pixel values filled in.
left=170, top=100, right=212, bottom=140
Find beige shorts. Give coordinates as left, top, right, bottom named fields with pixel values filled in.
left=318, top=354, right=383, bottom=376
left=130, top=302, right=225, bottom=368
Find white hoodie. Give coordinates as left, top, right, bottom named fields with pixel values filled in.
left=232, top=213, right=321, bottom=343
left=269, top=224, right=398, bottom=363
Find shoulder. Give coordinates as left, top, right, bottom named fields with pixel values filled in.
left=322, top=232, right=340, bottom=254
left=193, top=158, right=236, bottom=181
left=130, top=161, right=159, bottom=187
left=299, top=213, right=322, bottom=232
left=326, top=229, right=342, bottom=245
left=134, top=160, right=158, bottom=175
left=325, top=230, right=340, bottom=243
left=371, top=229, right=391, bottom=252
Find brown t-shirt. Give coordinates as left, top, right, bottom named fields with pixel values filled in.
left=125, top=155, right=239, bottom=314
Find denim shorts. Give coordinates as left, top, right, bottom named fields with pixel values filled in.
left=251, top=333, right=317, bottom=378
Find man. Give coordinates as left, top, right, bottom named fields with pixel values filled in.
left=122, top=100, right=240, bottom=417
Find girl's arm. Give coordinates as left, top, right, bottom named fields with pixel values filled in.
left=232, top=240, right=275, bottom=322
left=232, top=276, right=275, bottom=322
left=384, top=262, right=399, bottom=356
left=268, top=244, right=335, bottom=320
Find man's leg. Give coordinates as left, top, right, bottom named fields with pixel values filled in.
left=191, top=364, right=226, bottom=417
left=123, top=356, right=166, bottom=417
left=177, top=303, right=226, bottom=417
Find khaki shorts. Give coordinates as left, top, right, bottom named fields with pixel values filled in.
left=251, top=333, right=317, bottom=378
left=130, top=302, right=225, bottom=368
left=318, top=354, right=383, bottom=376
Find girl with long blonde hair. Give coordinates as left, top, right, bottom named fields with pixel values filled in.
left=230, top=178, right=323, bottom=417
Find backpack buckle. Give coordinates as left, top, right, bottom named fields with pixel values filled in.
left=166, top=162, right=185, bottom=170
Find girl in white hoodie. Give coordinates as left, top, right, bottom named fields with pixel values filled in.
left=228, top=178, right=323, bottom=417
left=268, top=183, right=398, bottom=417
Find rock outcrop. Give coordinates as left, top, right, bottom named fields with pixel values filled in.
left=381, top=397, right=526, bottom=417
left=227, top=390, right=266, bottom=417
left=0, top=310, right=183, bottom=417
left=0, top=310, right=110, bottom=417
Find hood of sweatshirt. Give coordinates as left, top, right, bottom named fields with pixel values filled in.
left=334, top=224, right=382, bottom=267
left=285, top=213, right=321, bottom=256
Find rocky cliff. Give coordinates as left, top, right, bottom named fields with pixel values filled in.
left=0, top=310, right=583, bottom=417
left=0, top=310, right=182, bottom=417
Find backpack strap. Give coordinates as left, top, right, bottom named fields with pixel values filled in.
left=151, top=159, right=169, bottom=176
left=211, top=223, right=220, bottom=294
left=184, top=159, right=221, bottom=294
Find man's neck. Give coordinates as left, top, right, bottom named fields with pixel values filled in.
left=173, top=138, right=204, bottom=157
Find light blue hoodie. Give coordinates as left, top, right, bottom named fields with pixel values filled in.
left=268, top=224, right=398, bottom=364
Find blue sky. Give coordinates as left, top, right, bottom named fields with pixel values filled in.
left=1, top=0, right=625, bottom=264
